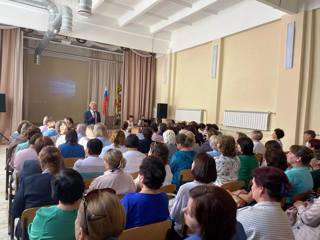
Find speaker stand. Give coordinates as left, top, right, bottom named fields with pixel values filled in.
left=0, top=132, right=9, bottom=142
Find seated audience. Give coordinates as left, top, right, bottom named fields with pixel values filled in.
left=303, top=129, right=316, bottom=146
left=286, top=145, right=314, bottom=199
left=311, top=149, right=320, bottom=191
left=234, top=132, right=248, bottom=142
left=170, top=133, right=196, bottom=187
left=215, top=135, right=240, bottom=186
left=237, top=137, right=259, bottom=188
left=93, top=123, right=110, bottom=147
left=59, top=129, right=85, bottom=158
left=234, top=148, right=288, bottom=207
left=64, top=117, right=74, bottom=129
left=121, top=156, right=169, bottom=229
left=73, top=139, right=104, bottom=179
left=138, top=127, right=153, bottom=154
left=12, top=146, right=62, bottom=238
left=151, top=123, right=163, bottom=143
left=291, top=196, right=320, bottom=240
left=19, top=137, right=54, bottom=182
left=206, top=134, right=221, bottom=158
left=184, top=185, right=246, bottom=240
left=10, top=120, right=31, bottom=142
left=272, top=128, right=285, bottom=148
left=13, top=133, right=42, bottom=172
left=163, top=129, right=177, bottom=161
left=251, top=130, right=266, bottom=155
left=121, top=121, right=130, bottom=138
left=43, top=120, right=58, bottom=138
left=39, top=116, right=49, bottom=133
left=171, top=153, right=217, bottom=233
left=237, top=167, right=294, bottom=240
left=100, top=130, right=127, bottom=158
left=306, top=138, right=320, bottom=151
left=55, top=120, right=68, bottom=147
left=78, top=124, right=94, bottom=150
left=148, top=142, right=172, bottom=186
left=127, top=115, right=135, bottom=129
left=15, top=126, right=41, bottom=154
left=75, top=189, right=126, bottom=240
left=180, top=129, right=200, bottom=154
left=89, top=149, right=135, bottom=194
left=123, top=134, right=146, bottom=174
left=76, top=123, right=86, bottom=140
left=198, top=123, right=206, bottom=137
left=28, top=169, right=85, bottom=240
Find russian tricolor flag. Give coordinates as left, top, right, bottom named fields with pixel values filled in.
left=102, top=87, right=109, bottom=115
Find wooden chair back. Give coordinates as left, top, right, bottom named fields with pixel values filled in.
left=84, top=178, right=95, bottom=189
left=130, top=171, right=139, bottom=179
left=63, top=157, right=80, bottom=168
left=21, top=207, right=40, bottom=240
left=221, top=180, right=245, bottom=192
left=255, top=153, right=263, bottom=165
left=179, top=169, right=194, bottom=185
left=119, top=220, right=171, bottom=240
left=159, top=184, right=176, bottom=199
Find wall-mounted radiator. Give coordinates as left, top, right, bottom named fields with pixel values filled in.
left=223, top=110, right=270, bottom=131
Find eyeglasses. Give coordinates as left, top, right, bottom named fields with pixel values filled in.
left=83, top=188, right=116, bottom=236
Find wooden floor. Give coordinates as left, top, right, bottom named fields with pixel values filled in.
left=0, top=145, right=11, bottom=240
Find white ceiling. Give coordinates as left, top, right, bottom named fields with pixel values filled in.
left=0, top=0, right=319, bottom=53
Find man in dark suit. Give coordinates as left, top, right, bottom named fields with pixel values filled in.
left=84, top=101, right=101, bottom=125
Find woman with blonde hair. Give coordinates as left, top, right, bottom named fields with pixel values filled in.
left=89, top=149, right=135, bottom=194
left=93, top=123, right=111, bottom=147
left=75, top=189, right=126, bottom=240
left=79, top=124, right=95, bottom=150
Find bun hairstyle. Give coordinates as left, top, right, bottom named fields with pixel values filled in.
left=51, top=168, right=85, bottom=204
left=39, top=146, right=63, bottom=175
left=104, top=149, right=126, bottom=170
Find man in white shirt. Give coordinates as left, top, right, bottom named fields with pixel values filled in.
left=123, top=134, right=146, bottom=174
left=73, top=138, right=104, bottom=179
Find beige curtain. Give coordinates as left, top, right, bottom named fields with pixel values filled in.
left=88, top=52, right=123, bottom=123
left=121, top=49, right=156, bottom=123
left=0, top=28, right=23, bottom=137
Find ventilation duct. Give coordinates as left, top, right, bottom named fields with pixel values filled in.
left=60, top=5, right=73, bottom=33
left=78, top=0, right=92, bottom=17
left=34, top=0, right=62, bottom=64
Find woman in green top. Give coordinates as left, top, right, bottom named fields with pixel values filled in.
left=237, top=137, right=259, bottom=188
left=28, top=169, right=85, bottom=240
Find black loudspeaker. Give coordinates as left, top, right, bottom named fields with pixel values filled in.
left=0, top=94, right=5, bottom=112
left=157, top=103, right=168, bottom=119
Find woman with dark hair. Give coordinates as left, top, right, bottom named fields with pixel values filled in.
left=28, top=169, right=85, bottom=240
left=148, top=142, right=172, bottom=186
left=215, top=135, right=240, bottom=186
left=171, top=153, right=217, bottom=233
left=55, top=120, right=68, bottom=147
left=75, top=189, right=126, bottom=240
left=285, top=145, right=313, bottom=198
left=237, top=167, right=294, bottom=240
left=64, top=117, right=74, bottom=129
left=272, top=128, right=285, bottom=148
left=184, top=185, right=246, bottom=240
left=306, top=138, right=320, bottom=150
left=121, top=156, right=169, bottom=229
left=170, top=133, right=196, bottom=187
left=237, top=137, right=259, bottom=188
left=138, top=127, right=153, bottom=154
left=58, top=129, right=85, bottom=158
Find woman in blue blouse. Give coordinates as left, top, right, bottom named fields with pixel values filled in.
left=59, top=129, right=85, bottom=158
left=121, top=156, right=169, bottom=229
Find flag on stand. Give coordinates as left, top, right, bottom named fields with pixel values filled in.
left=102, top=88, right=109, bottom=116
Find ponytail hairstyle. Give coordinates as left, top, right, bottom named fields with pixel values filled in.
left=104, top=149, right=126, bottom=170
